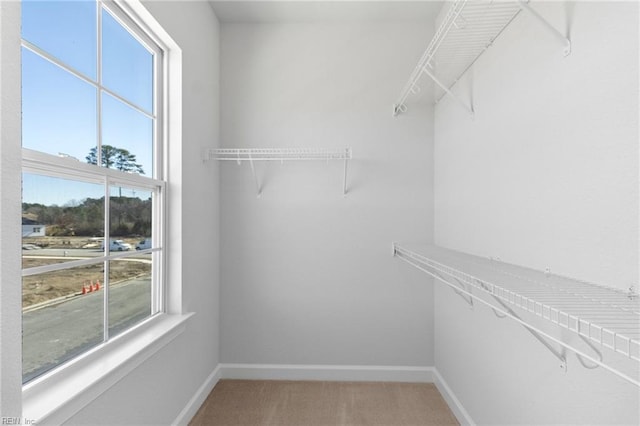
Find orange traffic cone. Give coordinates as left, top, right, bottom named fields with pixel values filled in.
left=94, top=280, right=101, bottom=291
left=82, top=283, right=88, bottom=295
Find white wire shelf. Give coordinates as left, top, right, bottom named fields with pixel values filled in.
left=204, top=148, right=352, bottom=196
left=205, top=148, right=352, bottom=161
left=393, top=0, right=571, bottom=116
left=393, top=243, right=640, bottom=387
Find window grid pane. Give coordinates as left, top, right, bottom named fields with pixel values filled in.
left=21, top=0, right=98, bottom=79
left=102, top=93, right=154, bottom=177
left=101, top=7, right=154, bottom=114
left=22, top=263, right=105, bottom=383
left=21, top=48, right=98, bottom=161
left=108, top=256, right=152, bottom=337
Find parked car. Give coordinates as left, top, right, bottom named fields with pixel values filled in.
left=101, top=239, right=132, bottom=251
left=136, top=238, right=152, bottom=250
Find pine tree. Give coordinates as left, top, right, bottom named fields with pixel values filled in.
left=86, top=145, right=144, bottom=175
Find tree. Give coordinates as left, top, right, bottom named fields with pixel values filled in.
left=86, top=145, right=144, bottom=175
left=87, top=145, right=145, bottom=214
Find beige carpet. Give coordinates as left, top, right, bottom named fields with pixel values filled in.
left=189, top=380, right=459, bottom=426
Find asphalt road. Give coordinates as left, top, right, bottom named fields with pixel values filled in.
left=22, top=276, right=151, bottom=383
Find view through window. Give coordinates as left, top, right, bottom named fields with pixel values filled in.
left=21, top=0, right=164, bottom=383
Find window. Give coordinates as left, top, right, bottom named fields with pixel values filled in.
left=21, top=0, right=164, bottom=384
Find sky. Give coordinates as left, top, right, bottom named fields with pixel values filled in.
left=22, top=173, right=152, bottom=207
left=21, top=0, right=155, bottom=206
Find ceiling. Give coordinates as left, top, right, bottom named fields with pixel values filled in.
left=208, top=1, right=444, bottom=23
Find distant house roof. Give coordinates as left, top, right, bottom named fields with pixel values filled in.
left=22, top=216, right=41, bottom=225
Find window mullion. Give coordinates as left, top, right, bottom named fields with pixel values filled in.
left=21, top=40, right=99, bottom=93
left=152, top=188, right=162, bottom=314
left=96, top=1, right=103, bottom=169
left=98, top=4, right=110, bottom=344
left=102, top=86, right=155, bottom=120
left=103, top=178, right=110, bottom=343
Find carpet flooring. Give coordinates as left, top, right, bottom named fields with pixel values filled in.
left=189, top=380, right=459, bottom=426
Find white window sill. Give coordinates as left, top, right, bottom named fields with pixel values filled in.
left=22, top=312, right=194, bottom=425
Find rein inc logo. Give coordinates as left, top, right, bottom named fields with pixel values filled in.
left=1, top=419, right=35, bottom=425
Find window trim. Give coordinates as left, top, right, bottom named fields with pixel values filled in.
left=22, top=312, right=194, bottom=424
left=19, top=0, right=187, bottom=422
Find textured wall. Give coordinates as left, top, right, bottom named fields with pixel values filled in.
left=0, top=0, right=24, bottom=419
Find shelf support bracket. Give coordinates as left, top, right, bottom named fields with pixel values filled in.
left=422, top=66, right=474, bottom=117
left=433, top=271, right=473, bottom=307
left=517, top=0, right=571, bottom=56
left=482, top=286, right=567, bottom=371
left=453, top=277, right=474, bottom=308
left=476, top=279, right=507, bottom=318
left=393, top=103, right=408, bottom=116
left=247, top=155, right=262, bottom=198
left=575, top=335, right=603, bottom=370
left=343, top=157, right=349, bottom=196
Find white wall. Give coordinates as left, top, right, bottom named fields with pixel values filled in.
left=0, top=0, right=24, bottom=419
left=219, top=21, right=436, bottom=367
left=65, top=1, right=221, bottom=424
left=434, top=1, right=639, bottom=424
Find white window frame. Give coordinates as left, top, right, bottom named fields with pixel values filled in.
left=21, top=0, right=165, bottom=380
left=19, top=1, right=188, bottom=423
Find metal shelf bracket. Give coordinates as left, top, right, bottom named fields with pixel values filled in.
left=481, top=279, right=568, bottom=371
left=422, top=67, right=474, bottom=117
left=517, top=0, right=571, bottom=57
left=575, top=335, right=603, bottom=370
left=247, top=154, right=262, bottom=198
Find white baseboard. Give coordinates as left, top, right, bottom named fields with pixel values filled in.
left=433, top=368, right=475, bottom=426
left=172, top=364, right=221, bottom=426
left=176, top=363, right=473, bottom=426
left=219, top=363, right=435, bottom=382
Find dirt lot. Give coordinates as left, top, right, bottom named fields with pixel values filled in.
left=22, top=256, right=150, bottom=308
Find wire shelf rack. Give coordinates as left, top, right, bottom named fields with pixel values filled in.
left=204, top=148, right=352, bottom=196
left=393, top=243, right=640, bottom=387
left=205, top=148, right=352, bottom=161
left=393, top=0, right=570, bottom=116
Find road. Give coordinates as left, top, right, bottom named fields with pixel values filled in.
left=22, top=276, right=151, bottom=383
left=23, top=248, right=151, bottom=260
